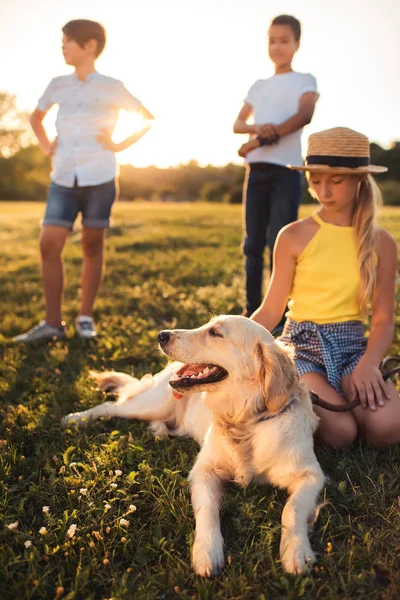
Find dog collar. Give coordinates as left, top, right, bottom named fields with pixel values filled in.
left=256, top=399, right=296, bottom=423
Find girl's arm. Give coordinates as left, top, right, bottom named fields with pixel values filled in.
left=349, top=229, right=398, bottom=410
left=251, top=225, right=298, bottom=331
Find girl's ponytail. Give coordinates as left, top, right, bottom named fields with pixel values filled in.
left=352, top=174, right=381, bottom=314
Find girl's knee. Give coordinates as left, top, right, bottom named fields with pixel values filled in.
left=363, top=426, right=400, bottom=447
left=316, top=415, right=358, bottom=449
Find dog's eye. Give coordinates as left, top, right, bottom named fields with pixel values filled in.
left=209, top=328, right=223, bottom=338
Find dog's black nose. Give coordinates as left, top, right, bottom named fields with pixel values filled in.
left=158, top=331, right=171, bottom=344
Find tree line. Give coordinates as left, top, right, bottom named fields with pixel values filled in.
left=1, top=92, right=400, bottom=204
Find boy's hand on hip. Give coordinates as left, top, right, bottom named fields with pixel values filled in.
left=97, top=129, right=118, bottom=152
left=42, top=138, right=57, bottom=157
left=349, top=356, right=391, bottom=411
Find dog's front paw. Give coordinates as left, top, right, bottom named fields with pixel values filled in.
left=61, top=413, right=86, bottom=428
left=280, top=536, right=315, bottom=575
left=192, top=535, right=224, bottom=577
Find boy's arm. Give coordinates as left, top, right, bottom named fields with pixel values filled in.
left=238, top=92, right=318, bottom=157
left=233, top=103, right=278, bottom=139
left=30, top=108, right=57, bottom=156
left=274, top=92, right=318, bottom=138
left=97, top=103, right=155, bottom=153
left=233, top=103, right=257, bottom=135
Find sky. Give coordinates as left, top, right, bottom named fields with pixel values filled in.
left=1, top=0, right=399, bottom=168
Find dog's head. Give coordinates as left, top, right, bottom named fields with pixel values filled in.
left=158, top=315, right=298, bottom=418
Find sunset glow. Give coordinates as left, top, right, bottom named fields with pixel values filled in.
left=1, top=0, right=399, bottom=168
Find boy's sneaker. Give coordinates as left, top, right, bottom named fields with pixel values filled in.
left=75, top=316, right=97, bottom=339
left=13, top=320, right=66, bottom=343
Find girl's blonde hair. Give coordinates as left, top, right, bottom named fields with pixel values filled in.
left=352, top=174, right=382, bottom=313
left=307, top=173, right=381, bottom=314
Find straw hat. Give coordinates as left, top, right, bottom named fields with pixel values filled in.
left=288, top=127, right=388, bottom=174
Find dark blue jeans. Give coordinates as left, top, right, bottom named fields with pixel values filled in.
left=243, top=163, right=301, bottom=316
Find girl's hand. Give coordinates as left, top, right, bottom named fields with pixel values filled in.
left=97, top=129, right=118, bottom=152
left=349, top=356, right=391, bottom=411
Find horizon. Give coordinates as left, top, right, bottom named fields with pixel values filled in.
left=1, top=0, right=399, bottom=168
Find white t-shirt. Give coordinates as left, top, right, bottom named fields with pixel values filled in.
left=244, top=72, right=318, bottom=168
left=37, top=71, right=141, bottom=187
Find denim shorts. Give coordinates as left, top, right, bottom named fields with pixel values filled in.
left=43, top=178, right=117, bottom=229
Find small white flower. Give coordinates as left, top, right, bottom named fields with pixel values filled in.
left=39, top=527, right=47, bottom=536
left=119, top=518, right=129, bottom=527
left=128, top=505, right=137, bottom=512
left=42, top=506, right=50, bottom=514
left=69, top=462, right=77, bottom=467
left=114, top=470, right=122, bottom=477
left=110, top=483, right=118, bottom=489
left=79, top=488, right=87, bottom=496
left=24, top=540, right=33, bottom=548
left=66, top=524, right=77, bottom=539
left=7, top=521, right=19, bottom=531
left=104, top=503, right=111, bottom=510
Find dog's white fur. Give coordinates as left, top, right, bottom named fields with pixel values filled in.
left=63, top=315, right=324, bottom=576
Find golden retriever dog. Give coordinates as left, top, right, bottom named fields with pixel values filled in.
left=63, top=315, right=324, bottom=576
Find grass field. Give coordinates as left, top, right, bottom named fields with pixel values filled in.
left=0, top=201, right=399, bottom=600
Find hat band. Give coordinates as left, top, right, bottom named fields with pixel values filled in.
left=306, top=155, right=370, bottom=168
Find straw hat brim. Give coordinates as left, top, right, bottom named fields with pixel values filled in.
left=287, top=164, right=388, bottom=175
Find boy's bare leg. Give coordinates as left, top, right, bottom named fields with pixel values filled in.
left=40, top=226, right=69, bottom=327
left=79, top=227, right=105, bottom=317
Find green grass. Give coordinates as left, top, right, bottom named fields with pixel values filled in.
left=0, top=201, right=399, bottom=600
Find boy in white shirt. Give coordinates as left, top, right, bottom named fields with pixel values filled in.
left=233, top=14, right=319, bottom=324
left=14, top=19, right=154, bottom=343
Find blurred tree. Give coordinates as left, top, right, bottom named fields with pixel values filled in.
left=200, top=180, right=230, bottom=202
left=0, top=145, right=50, bottom=199
left=0, top=92, right=34, bottom=157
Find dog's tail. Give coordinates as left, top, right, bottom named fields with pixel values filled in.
left=89, top=370, right=137, bottom=392
left=90, top=370, right=156, bottom=405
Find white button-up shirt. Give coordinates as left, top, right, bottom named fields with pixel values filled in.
left=37, top=71, right=141, bottom=187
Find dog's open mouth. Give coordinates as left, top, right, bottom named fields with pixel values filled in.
left=170, top=363, right=228, bottom=390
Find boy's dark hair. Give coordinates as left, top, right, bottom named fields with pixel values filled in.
left=269, top=15, right=301, bottom=41
left=62, top=19, right=106, bottom=57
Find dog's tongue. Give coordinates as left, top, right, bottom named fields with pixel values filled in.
left=172, top=390, right=184, bottom=400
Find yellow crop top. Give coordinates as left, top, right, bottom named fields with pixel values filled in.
left=286, top=212, right=363, bottom=324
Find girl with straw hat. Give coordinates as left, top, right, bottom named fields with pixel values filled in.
left=251, top=127, right=400, bottom=448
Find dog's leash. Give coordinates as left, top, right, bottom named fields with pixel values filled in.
left=309, top=356, right=400, bottom=412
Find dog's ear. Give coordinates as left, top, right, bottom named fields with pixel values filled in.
left=256, top=340, right=297, bottom=414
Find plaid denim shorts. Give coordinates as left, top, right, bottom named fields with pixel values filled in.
left=279, top=319, right=367, bottom=392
